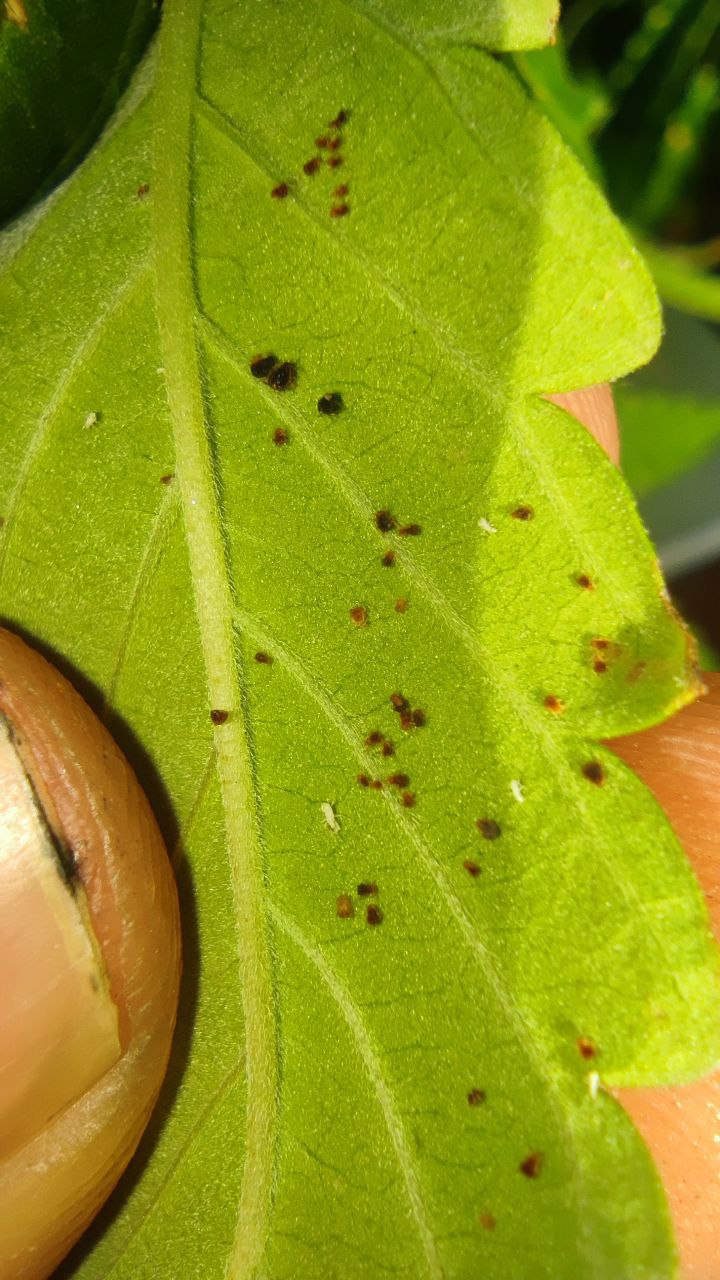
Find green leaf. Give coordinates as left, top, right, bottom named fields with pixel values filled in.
left=2, top=2, right=719, bottom=1277
left=0, top=0, right=158, bottom=226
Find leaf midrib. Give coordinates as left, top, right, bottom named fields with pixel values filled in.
left=153, top=2, right=278, bottom=1275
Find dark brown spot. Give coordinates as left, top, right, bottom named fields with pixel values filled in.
left=357, top=882, right=378, bottom=897
left=210, top=709, right=229, bottom=725
left=254, top=651, right=273, bottom=664
left=357, top=773, right=370, bottom=787
left=592, top=638, right=610, bottom=651
left=349, top=605, right=368, bottom=626
left=303, top=157, right=321, bottom=175
left=327, top=135, right=342, bottom=151
left=519, top=1152, right=543, bottom=1179
left=577, top=1036, right=597, bottom=1060
left=479, top=1212, right=496, bottom=1231
left=395, top=597, right=408, bottom=613
left=463, top=859, right=481, bottom=877
left=136, top=183, right=150, bottom=199
left=365, top=731, right=383, bottom=747
left=399, top=711, right=413, bottom=731
left=398, top=523, right=421, bottom=537
left=593, top=659, right=608, bottom=675
left=582, top=761, right=605, bottom=786
left=267, top=361, right=297, bottom=391
left=317, top=392, right=344, bottom=415
left=370, top=779, right=383, bottom=791
left=250, top=353, right=278, bottom=379
left=576, top=574, right=594, bottom=590
left=271, top=182, right=289, bottom=199
left=160, top=472, right=174, bottom=485
left=476, top=818, right=501, bottom=840
left=543, top=695, right=564, bottom=713
left=333, top=183, right=349, bottom=198
left=381, top=740, right=395, bottom=758
left=376, top=510, right=397, bottom=533
left=388, top=773, right=410, bottom=789
left=336, top=894, right=353, bottom=919
left=411, top=708, right=426, bottom=727
left=512, top=505, right=534, bottom=521
left=379, top=550, right=395, bottom=569
left=467, top=1088, right=486, bottom=1105
left=402, top=790, right=416, bottom=808
left=366, top=904, right=383, bottom=926
left=390, top=692, right=410, bottom=712
left=328, top=155, right=344, bottom=169
left=330, top=109, right=349, bottom=128
left=273, top=427, right=289, bottom=446
left=330, top=203, right=350, bottom=217
left=315, top=136, right=330, bottom=149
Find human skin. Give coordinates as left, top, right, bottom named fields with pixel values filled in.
left=554, top=384, right=720, bottom=1279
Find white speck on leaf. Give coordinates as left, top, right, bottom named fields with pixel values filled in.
left=510, top=779, right=525, bottom=804
left=588, top=1072, right=600, bottom=1099
left=83, top=412, right=99, bottom=429
left=478, top=517, right=497, bottom=534
left=321, top=802, right=340, bottom=834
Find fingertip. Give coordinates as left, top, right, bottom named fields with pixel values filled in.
left=549, top=383, right=620, bottom=466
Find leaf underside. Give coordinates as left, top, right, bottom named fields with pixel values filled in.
left=1, top=2, right=719, bottom=1277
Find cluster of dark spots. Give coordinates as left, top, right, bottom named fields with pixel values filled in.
left=543, top=695, right=565, bottom=713
left=582, top=761, right=605, bottom=786
left=390, top=693, right=426, bottom=731
left=388, top=772, right=410, bottom=789
left=376, top=510, right=396, bottom=532
left=271, top=181, right=289, bottom=199
left=576, top=574, right=594, bottom=590
left=250, top=353, right=277, bottom=379
left=381, top=549, right=395, bottom=568
left=467, top=1087, right=486, bottom=1106
left=463, top=858, right=481, bottom=877
left=366, top=903, right=383, bottom=926
left=398, top=523, right=421, bottom=537
left=268, top=361, right=297, bottom=391
left=395, top=597, right=408, bottom=613
left=333, top=183, right=349, bottom=198
left=273, top=427, right=289, bottom=446
left=479, top=1213, right=496, bottom=1232
left=317, top=391, right=344, bottom=415
left=255, top=651, right=273, bottom=665
left=136, top=183, right=150, bottom=199
left=330, top=202, right=350, bottom=218
left=402, top=791, right=416, bottom=808
left=349, top=605, right=368, bottom=626
left=303, top=156, right=321, bottom=176
left=358, top=881, right=378, bottom=896
left=476, top=818, right=501, bottom=840
left=210, top=708, right=229, bottom=725
left=336, top=893, right=354, bottom=919
left=577, top=1036, right=597, bottom=1060
left=519, top=1152, right=543, bottom=1179
left=160, top=472, right=175, bottom=485
left=512, top=505, right=534, bottom=521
